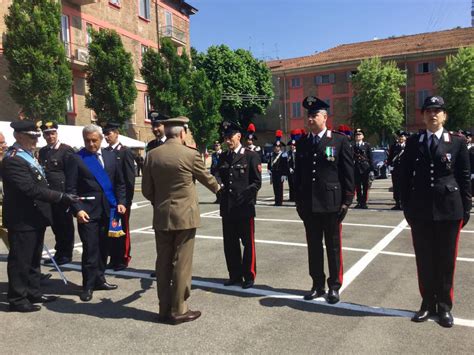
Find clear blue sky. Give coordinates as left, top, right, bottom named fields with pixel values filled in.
left=189, top=0, right=471, bottom=60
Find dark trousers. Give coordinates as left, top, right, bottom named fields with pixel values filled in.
left=288, top=173, right=296, bottom=201
left=355, top=171, right=369, bottom=205
left=78, top=217, right=108, bottom=290
left=303, top=212, right=343, bottom=291
left=51, top=203, right=75, bottom=259
left=392, top=169, right=401, bottom=206
left=7, top=228, right=45, bottom=305
left=410, top=219, right=462, bottom=312
left=155, top=228, right=196, bottom=317
left=272, top=173, right=284, bottom=206
left=108, top=208, right=132, bottom=266
left=222, top=217, right=256, bottom=282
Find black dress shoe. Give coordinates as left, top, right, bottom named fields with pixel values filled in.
left=303, top=288, right=326, bottom=301
left=327, top=289, right=340, bottom=304
left=361, top=204, right=368, bottom=209
left=223, top=278, right=242, bottom=286
left=28, top=295, right=58, bottom=304
left=94, top=282, right=118, bottom=291
left=156, top=314, right=171, bottom=323
left=44, top=256, right=71, bottom=265
left=242, top=280, right=254, bottom=289
left=438, top=311, right=454, bottom=328
left=9, top=303, right=41, bottom=313
left=80, top=289, right=93, bottom=302
left=411, top=305, right=436, bottom=322
left=113, top=264, right=127, bottom=271
left=170, top=310, right=201, bottom=325
left=40, top=273, right=52, bottom=281
left=354, top=203, right=361, bottom=209
left=105, top=262, right=115, bottom=270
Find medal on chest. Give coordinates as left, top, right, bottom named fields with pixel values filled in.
left=325, top=146, right=336, bottom=161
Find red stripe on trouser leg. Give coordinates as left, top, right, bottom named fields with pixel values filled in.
left=338, top=223, right=343, bottom=285
left=123, top=209, right=131, bottom=265
left=250, top=217, right=256, bottom=279
left=449, top=220, right=463, bottom=302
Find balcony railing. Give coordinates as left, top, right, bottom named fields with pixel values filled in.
left=63, top=41, right=89, bottom=69
left=160, top=25, right=187, bottom=46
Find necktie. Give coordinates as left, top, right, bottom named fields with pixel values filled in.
left=313, top=135, right=320, bottom=146
left=96, top=153, right=104, bottom=168
left=430, top=135, right=438, bottom=157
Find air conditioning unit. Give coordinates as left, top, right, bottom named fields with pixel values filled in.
left=75, top=48, right=89, bottom=63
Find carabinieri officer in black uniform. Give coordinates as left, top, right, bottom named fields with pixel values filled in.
left=352, top=128, right=373, bottom=209
left=387, top=130, right=408, bottom=210
left=38, top=121, right=76, bottom=265
left=145, top=111, right=169, bottom=155
left=295, top=96, right=354, bottom=304
left=3, top=121, right=77, bottom=312
left=215, top=121, right=262, bottom=289
left=400, top=96, right=471, bottom=328
left=268, top=137, right=288, bottom=206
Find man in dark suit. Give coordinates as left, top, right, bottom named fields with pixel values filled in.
left=268, top=139, right=288, bottom=206
left=103, top=122, right=135, bottom=271
left=38, top=122, right=76, bottom=265
left=3, top=121, right=77, bottom=312
left=145, top=111, right=169, bottom=155
left=400, top=96, right=471, bottom=328
left=387, top=131, right=408, bottom=210
left=352, top=128, right=374, bottom=209
left=215, top=121, right=262, bottom=289
left=295, top=96, right=355, bottom=304
left=66, top=124, right=126, bottom=302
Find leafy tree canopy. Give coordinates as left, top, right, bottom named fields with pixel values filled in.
left=85, top=28, right=137, bottom=126
left=3, top=0, right=72, bottom=122
left=351, top=57, right=406, bottom=144
left=437, top=46, right=474, bottom=130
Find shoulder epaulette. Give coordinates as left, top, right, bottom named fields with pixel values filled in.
left=331, top=130, right=345, bottom=136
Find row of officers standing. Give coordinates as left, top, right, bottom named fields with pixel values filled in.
left=1, top=94, right=471, bottom=329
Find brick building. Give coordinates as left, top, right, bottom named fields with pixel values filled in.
left=0, top=0, right=196, bottom=142
left=259, top=27, right=474, bottom=143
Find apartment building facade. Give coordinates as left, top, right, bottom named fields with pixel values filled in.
left=0, top=0, right=196, bottom=142
left=261, top=27, right=474, bottom=142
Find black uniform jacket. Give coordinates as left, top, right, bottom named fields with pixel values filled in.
left=108, top=143, right=135, bottom=206
left=400, top=129, right=471, bottom=221
left=352, top=142, right=374, bottom=174
left=38, top=143, right=75, bottom=192
left=66, top=149, right=126, bottom=220
left=387, top=143, right=405, bottom=171
left=268, top=151, right=289, bottom=176
left=2, top=147, right=62, bottom=231
left=295, top=130, right=355, bottom=213
left=146, top=138, right=164, bottom=154
left=215, top=147, right=262, bottom=219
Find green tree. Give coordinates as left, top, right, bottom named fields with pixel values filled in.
left=437, top=46, right=474, bottom=129
left=85, top=28, right=137, bottom=126
left=3, top=0, right=72, bottom=122
left=352, top=57, right=406, bottom=144
left=141, top=38, right=222, bottom=152
left=194, top=45, right=274, bottom=128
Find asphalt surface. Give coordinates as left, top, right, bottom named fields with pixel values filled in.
left=1, top=174, right=474, bottom=353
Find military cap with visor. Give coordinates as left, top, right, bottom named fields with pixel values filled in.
left=221, top=121, right=242, bottom=138
left=148, top=111, right=170, bottom=127
left=421, top=96, right=446, bottom=112
left=302, top=96, right=330, bottom=115
left=102, top=122, right=121, bottom=135
left=11, top=120, right=41, bottom=137
left=40, top=121, right=58, bottom=132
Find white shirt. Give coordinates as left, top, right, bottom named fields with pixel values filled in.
left=96, top=149, right=105, bottom=168
left=426, top=127, right=444, bottom=142
left=110, top=141, right=120, bottom=150
left=233, top=144, right=242, bottom=154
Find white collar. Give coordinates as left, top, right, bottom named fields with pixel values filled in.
left=160, top=136, right=167, bottom=143
left=426, top=127, right=444, bottom=140
left=311, top=128, right=327, bottom=139
left=110, top=141, right=120, bottom=150
left=233, top=144, right=242, bottom=154
left=49, top=141, right=61, bottom=150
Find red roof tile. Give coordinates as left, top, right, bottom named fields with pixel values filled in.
left=267, top=27, right=474, bottom=71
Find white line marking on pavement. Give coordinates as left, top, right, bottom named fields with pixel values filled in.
left=200, top=209, right=221, bottom=217
left=35, top=261, right=474, bottom=328
left=129, top=230, right=474, bottom=263
left=339, top=219, right=408, bottom=294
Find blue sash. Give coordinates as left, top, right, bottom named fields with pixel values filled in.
left=7, top=145, right=45, bottom=178
left=78, top=149, right=124, bottom=238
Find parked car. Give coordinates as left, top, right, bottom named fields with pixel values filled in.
left=371, top=148, right=390, bottom=179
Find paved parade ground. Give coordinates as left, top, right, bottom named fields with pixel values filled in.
left=1, top=175, right=473, bottom=353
